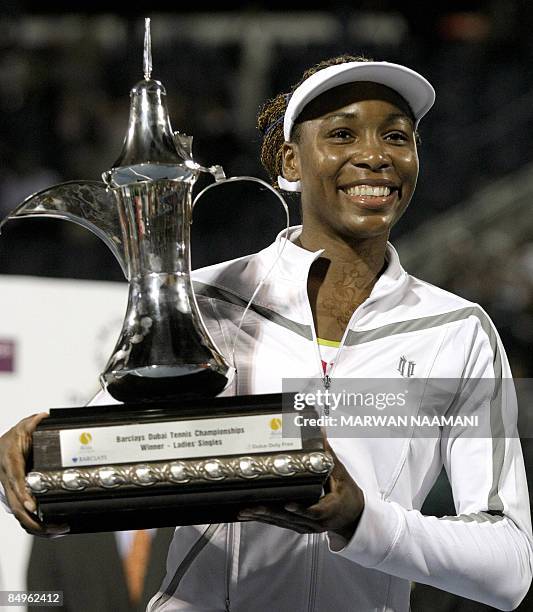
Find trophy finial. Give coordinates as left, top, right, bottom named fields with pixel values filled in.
left=143, top=17, right=152, bottom=80
left=108, top=17, right=186, bottom=172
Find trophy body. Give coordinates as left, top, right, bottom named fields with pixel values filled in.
left=1, top=20, right=332, bottom=533
left=101, top=173, right=229, bottom=402
left=99, top=69, right=232, bottom=402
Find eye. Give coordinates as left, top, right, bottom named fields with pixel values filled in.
left=384, top=130, right=411, bottom=144
left=328, top=128, right=354, bottom=141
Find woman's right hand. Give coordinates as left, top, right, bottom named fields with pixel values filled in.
left=0, top=413, right=69, bottom=536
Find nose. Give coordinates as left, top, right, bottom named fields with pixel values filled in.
left=351, top=137, right=391, bottom=171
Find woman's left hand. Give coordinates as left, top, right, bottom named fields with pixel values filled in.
left=237, top=440, right=365, bottom=541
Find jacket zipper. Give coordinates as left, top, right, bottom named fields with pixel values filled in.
left=225, top=522, right=234, bottom=611
left=302, top=272, right=365, bottom=612
left=307, top=532, right=320, bottom=612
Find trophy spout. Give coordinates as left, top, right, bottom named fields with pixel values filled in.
left=0, top=181, right=129, bottom=280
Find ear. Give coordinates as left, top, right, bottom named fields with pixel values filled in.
left=281, top=142, right=301, bottom=182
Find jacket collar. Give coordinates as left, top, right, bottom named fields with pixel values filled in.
left=260, top=225, right=408, bottom=305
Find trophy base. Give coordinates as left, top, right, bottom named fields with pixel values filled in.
left=34, top=482, right=323, bottom=534
left=27, top=393, right=332, bottom=533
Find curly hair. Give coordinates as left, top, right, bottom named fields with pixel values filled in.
left=256, top=54, right=420, bottom=189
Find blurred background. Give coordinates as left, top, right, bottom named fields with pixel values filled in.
left=1, top=2, right=533, bottom=610
left=1, top=1, right=533, bottom=375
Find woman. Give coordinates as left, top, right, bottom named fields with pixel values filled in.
left=1, top=55, right=532, bottom=611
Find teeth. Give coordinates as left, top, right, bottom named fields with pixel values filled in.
left=344, top=185, right=391, bottom=197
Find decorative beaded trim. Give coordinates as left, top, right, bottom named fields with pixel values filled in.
left=27, top=451, right=333, bottom=494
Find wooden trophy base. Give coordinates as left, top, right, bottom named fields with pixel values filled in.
left=27, top=393, right=332, bottom=533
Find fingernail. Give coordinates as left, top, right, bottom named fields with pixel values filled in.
left=23, top=500, right=36, bottom=514
left=284, top=503, right=298, bottom=512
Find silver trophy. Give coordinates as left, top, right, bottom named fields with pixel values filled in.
left=0, top=19, right=331, bottom=532
left=5, top=20, right=232, bottom=402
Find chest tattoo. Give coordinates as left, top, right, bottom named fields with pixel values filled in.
left=318, top=264, right=377, bottom=332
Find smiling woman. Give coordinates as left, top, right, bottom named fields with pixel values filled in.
left=148, top=56, right=533, bottom=611
left=259, top=57, right=428, bottom=342
left=0, top=55, right=532, bottom=612
left=283, top=82, right=419, bottom=242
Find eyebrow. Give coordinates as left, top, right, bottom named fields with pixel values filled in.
left=323, top=111, right=358, bottom=121
left=385, top=112, right=413, bottom=124
left=323, top=111, right=413, bottom=124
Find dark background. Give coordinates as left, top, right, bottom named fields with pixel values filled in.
left=2, top=3, right=533, bottom=370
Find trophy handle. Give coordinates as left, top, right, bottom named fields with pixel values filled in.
left=192, top=175, right=291, bottom=371
left=192, top=175, right=289, bottom=214
left=0, top=180, right=129, bottom=280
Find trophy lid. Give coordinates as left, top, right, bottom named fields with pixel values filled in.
left=109, top=18, right=192, bottom=175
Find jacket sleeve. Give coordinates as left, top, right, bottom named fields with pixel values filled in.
left=328, top=311, right=533, bottom=611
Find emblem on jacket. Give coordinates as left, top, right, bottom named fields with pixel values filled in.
left=398, top=355, right=415, bottom=377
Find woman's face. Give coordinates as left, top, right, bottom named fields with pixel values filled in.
left=282, top=82, right=419, bottom=243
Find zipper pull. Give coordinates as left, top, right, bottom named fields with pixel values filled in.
left=323, top=374, right=331, bottom=417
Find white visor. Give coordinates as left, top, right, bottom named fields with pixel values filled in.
left=278, top=61, right=435, bottom=192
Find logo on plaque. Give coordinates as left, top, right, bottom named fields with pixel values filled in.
left=79, top=432, right=93, bottom=445
left=269, top=418, right=282, bottom=431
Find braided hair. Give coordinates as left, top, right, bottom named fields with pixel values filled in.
left=257, top=54, right=420, bottom=189
left=257, top=55, right=372, bottom=188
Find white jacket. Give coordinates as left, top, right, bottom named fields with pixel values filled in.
left=146, top=228, right=532, bottom=612
left=2, top=228, right=531, bottom=611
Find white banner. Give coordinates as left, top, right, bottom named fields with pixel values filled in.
left=0, top=274, right=127, bottom=598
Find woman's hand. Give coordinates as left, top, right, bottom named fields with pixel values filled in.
left=0, top=413, right=69, bottom=536
left=238, top=441, right=364, bottom=541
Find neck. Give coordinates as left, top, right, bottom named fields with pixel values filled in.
left=296, top=227, right=388, bottom=285
left=295, top=228, right=388, bottom=341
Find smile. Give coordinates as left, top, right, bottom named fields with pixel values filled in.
left=342, top=185, right=394, bottom=197
left=340, top=183, right=400, bottom=211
